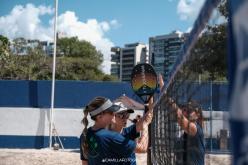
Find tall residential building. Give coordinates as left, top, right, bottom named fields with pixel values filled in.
left=111, top=43, right=147, bottom=82
left=110, top=47, right=121, bottom=79
left=149, top=31, right=188, bottom=81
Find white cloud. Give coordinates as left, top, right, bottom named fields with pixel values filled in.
left=0, top=4, right=118, bottom=74
left=174, top=30, right=183, bottom=37
left=209, top=9, right=227, bottom=25
left=56, top=11, right=116, bottom=74
left=186, top=27, right=192, bottom=33
left=0, top=3, right=53, bottom=41
left=177, top=0, right=205, bottom=21
left=110, top=19, right=121, bottom=29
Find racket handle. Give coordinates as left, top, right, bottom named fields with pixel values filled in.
left=144, top=105, right=149, bottom=113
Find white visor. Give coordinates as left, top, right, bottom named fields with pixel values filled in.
left=89, top=99, right=120, bottom=117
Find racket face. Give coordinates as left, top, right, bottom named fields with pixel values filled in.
left=131, top=63, right=157, bottom=101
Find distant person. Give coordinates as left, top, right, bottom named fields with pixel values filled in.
left=168, top=99, right=205, bottom=165
left=175, top=104, right=192, bottom=165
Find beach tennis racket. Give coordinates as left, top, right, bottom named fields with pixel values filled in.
left=131, top=63, right=157, bottom=165
left=131, top=63, right=158, bottom=112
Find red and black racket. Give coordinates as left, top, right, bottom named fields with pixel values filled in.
left=131, top=63, right=158, bottom=111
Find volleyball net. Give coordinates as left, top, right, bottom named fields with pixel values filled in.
left=150, top=0, right=230, bottom=164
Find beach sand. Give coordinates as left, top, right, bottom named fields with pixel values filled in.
left=0, top=149, right=231, bottom=165
left=0, top=149, right=146, bottom=165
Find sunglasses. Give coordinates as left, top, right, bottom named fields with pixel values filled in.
left=115, top=112, right=130, bottom=119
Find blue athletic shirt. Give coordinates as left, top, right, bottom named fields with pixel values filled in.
left=121, top=124, right=140, bottom=165
left=186, top=122, right=205, bottom=165
left=87, top=127, right=136, bottom=165
left=122, top=124, right=140, bottom=140
left=80, top=124, right=140, bottom=164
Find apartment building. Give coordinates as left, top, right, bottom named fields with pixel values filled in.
left=149, top=31, right=187, bottom=80
left=111, top=43, right=147, bottom=82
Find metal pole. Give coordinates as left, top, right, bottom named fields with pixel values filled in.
left=49, top=0, right=58, bottom=149
left=210, top=81, right=213, bottom=151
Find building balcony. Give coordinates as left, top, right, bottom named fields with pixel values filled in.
left=122, top=70, right=132, bottom=75
left=111, top=54, right=120, bottom=62
left=122, top=67, right=133, bottom=71
left=122, top=61, right=134, bottom=65
left=122, top=54, right=135, bottom=58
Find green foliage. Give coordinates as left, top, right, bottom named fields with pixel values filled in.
left=56, top=57, right=103, bottom=80
left=57, top=37, right=103, bottom=66
left=102, top=74, right=119, bottom=81
left=0, top=35, right=9, bottom=50
left=184, top=0, right=228, bottom=81
left=218, top=0, right=228, bottom=19
left=187, top=24, right=227, bottom=80
left=0, top=35, right=10, bottom=59
left=0, top=36, right=116, bottom=81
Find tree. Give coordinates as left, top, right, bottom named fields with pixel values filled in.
left=0, top=35, right=116, bottom=81
left=57, top=37, right=103, bottom=66
left=57, top=37, right=78, bottom=56
left=102, top=74, right=118, bottom=81
left=55, top=57, right=104, bottom=80
left=0, top=35, right=12, bottom=79
left=184, top=0, right=228, bottom=81
left=0, top=35, right=10, bottom=59
left=0, top=35, right=9, bottom=52
left=218, top=0, right=228, bottom=19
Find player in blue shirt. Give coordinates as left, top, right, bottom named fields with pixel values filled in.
left=80, top=98, right=153, bottom=165
left=112, top=98, right=154, bottom=154
left=109, top=101, right=153, bottom=163
left=80, top=96, right=153, bottom=165
left=169, top=99, right=205, bottom=165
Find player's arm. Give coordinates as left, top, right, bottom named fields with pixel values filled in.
left=135, top=97, right=154, bottom=132
left=82, top=160, right=88, bottom=165
left=134, top=96, right=155, bottom=152
left=170, top=100, right=197, bottom=136
left=135, top=126, right=149, bottom=153
left=115, top=96, right=145, bottom=110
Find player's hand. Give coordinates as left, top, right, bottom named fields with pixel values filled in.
left=167, top=98, right=177, bottom=111
left=158, top=74, right=164, bottom=91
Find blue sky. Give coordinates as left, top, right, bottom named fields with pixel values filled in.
left=0, top=0, right=205, bottom=73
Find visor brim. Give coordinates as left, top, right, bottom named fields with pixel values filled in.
left=117, top=109, right=134, bottom=114
left=105, top=104, right=120, bottom=113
